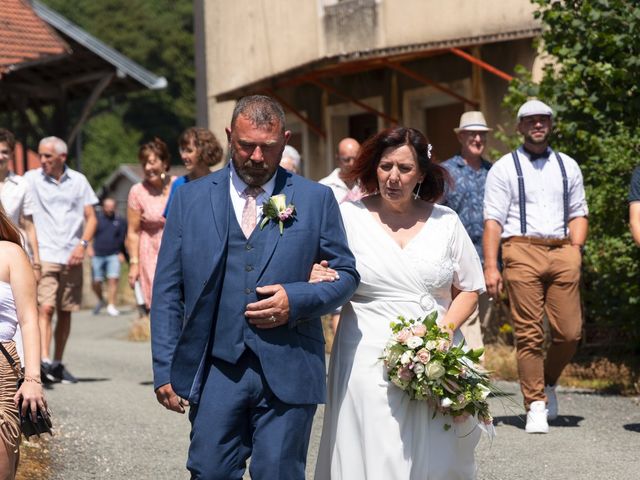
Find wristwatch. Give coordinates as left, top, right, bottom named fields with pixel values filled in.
left=80, top=239, right=89, bottom=249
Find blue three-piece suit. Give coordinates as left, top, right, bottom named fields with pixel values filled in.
left=150, top=165, right=359, bottom=479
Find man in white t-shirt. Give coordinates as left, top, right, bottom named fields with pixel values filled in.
left=25, top=136, right=98, bottom=384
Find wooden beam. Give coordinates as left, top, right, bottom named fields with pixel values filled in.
left=67, top=73, right=114, bottom=149
left=306, top=77, right=398, bottom=125
left=264, top=88, right=326, bottom=139
left=449, top=47, right=514, bottom=82
left=0, top=82, right=60, bottom=99
left=60, top=70, right=115, bottom=89
left=382, top=59, right=479, bottom=108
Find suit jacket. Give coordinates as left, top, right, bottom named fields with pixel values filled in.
left=150, top=165, right=359, bottom=405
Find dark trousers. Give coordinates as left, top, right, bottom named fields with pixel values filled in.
left=187, top=351, right=317, bottom=480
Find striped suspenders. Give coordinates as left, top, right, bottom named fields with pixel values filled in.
left=511, top=150, right=569, bottom=236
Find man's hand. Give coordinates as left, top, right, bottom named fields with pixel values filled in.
left=68, top=244, right=85, bottom=266
left=245, top=284, right=290, bottom=329
left=309, top=260, right=339, bottom=283
left=155, top=383, right=188, bottom=414
left=484, top=266, right=503, bottom=299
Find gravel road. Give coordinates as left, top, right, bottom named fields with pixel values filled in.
left=40, top=309, right=639, bottom=479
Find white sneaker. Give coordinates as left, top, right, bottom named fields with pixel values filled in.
left=106, top=304, right=120, bottom=316
left=525, top=400, right=549, bottom=434
left=545, top=385, right=558, bottom=420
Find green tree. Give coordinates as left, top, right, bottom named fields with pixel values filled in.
left=41, top=0, right=195, bottom=187
left=503, top=0, right=640, bottom=345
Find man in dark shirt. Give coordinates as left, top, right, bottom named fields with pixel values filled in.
left=90, top=197, right=127, bottom=316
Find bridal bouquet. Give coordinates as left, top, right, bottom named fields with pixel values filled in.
left=382, top=312, right=494, bottom=427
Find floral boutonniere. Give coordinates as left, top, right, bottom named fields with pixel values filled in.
left=260, top=194, right=296, bottom=234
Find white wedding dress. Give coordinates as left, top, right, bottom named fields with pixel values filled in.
left=315, top=201, right=486, bottom=480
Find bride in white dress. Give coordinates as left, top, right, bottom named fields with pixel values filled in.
left=314, top=127, right=486, bottom=480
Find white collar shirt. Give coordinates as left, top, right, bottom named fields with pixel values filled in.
left=319, top=168, right=350, bottom=203
left=0, top=172, right=34, bottom=225
left=319, top=168, right=361, bottom=203
left=483, top=146, right=588, bottom=239
left=229, top=162, right=276, bottom=228
left=24, top=167, right=98, bottom=264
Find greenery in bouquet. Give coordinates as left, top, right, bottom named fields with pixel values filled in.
left=382, top=312, right=494, bottom=428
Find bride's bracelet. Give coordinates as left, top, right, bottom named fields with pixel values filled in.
left=23, top=376, right=42, bottom=384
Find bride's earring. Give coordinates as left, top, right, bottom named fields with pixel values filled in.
left=414, top=182, right=422, bottom=200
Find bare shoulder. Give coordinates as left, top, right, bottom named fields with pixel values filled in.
left=0, top=241, right=28, bottom=281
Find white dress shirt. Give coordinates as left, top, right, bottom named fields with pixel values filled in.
left=24, top=167, right=98, bottom=264
left=319, top=168, right=363, bottom=203
left=484, top=147, right=588, bottom=239
left=0, top=172, right=34, bottom=225
left=229, top=163, right=277, bottom=228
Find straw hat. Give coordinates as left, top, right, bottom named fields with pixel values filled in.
left=453, top=111, right=492, bottom=133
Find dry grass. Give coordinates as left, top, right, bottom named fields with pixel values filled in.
left=16, top=437, right=53, bottom=480
left=562, top=357, right=640, bottom=395
left=128, top=314, right=151, bottom=342
left=484, top=343, right=640, bottom=395
left=484, top=343, right=519, bottom=382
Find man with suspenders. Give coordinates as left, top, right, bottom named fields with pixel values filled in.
left=483, top=100, right=589, bottom=434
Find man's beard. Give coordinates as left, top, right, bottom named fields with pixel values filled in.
left=524, top=130, right=551, bottom=145
left=230, top=145, right=278, bottom=186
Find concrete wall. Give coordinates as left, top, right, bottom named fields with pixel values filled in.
left=204, top=0, right=538, bottom=98
left=202, top=0, right=541, bottom=175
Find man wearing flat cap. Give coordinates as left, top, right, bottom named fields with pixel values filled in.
left=483, top=99, right=588, bottom=434
left=441, top=111, right=493, bottom=354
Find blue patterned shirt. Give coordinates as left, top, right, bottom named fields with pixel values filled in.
left=440, top=155, right=492, bottom=263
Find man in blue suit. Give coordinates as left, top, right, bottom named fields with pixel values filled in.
left=151, top=95, right=359, bottom=479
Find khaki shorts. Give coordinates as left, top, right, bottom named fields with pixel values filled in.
left=38, top=262, right=83, bottom=311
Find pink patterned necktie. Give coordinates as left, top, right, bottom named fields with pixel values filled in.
left=241, top=186, right=263, bottom=238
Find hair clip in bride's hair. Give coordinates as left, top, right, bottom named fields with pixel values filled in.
left=427, top=144, right=433, bottom=160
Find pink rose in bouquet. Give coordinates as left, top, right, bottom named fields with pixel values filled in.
left=396, top=328, right=411, bottom=343
left=415, top=348, right=431, bottom=364
left=411, top=323, right=427, bottom=337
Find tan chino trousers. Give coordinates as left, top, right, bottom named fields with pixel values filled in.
left=502, top=241, right=583, bottom=409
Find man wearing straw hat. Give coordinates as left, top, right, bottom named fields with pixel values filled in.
left=483, top=99, right=588, bottom=434
left=441, top=111, right=493, bottom=354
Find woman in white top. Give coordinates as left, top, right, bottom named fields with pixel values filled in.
left=0, top=205, right=45, bottom=479
left=314, top=127, right=485, bottom=479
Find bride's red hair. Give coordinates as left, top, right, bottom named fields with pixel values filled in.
left=345, top=127, right=450, bottom=202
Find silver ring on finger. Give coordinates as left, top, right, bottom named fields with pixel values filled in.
left=269, top=315, right=277, bottom=323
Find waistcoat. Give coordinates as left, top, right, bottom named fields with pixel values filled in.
left=209, top=203, right=266, bottom=362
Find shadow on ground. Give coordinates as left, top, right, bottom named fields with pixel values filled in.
left=623, top=423, right=640, bottom=433
left=493, top=415, right=584, bottom=430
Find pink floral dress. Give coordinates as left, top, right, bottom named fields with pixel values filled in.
left=127, top=178, right=175, bottom=308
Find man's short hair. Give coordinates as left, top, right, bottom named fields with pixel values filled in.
left=0, top=129, right=16, bottom=152
left=281, top=145, right=301, bottom=170
left=39, top=136, right=68, bottom=155
left=231, top=95, right=286, bottom=133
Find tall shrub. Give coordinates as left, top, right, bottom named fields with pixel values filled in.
left=503, top=0, right=640, bottom=346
